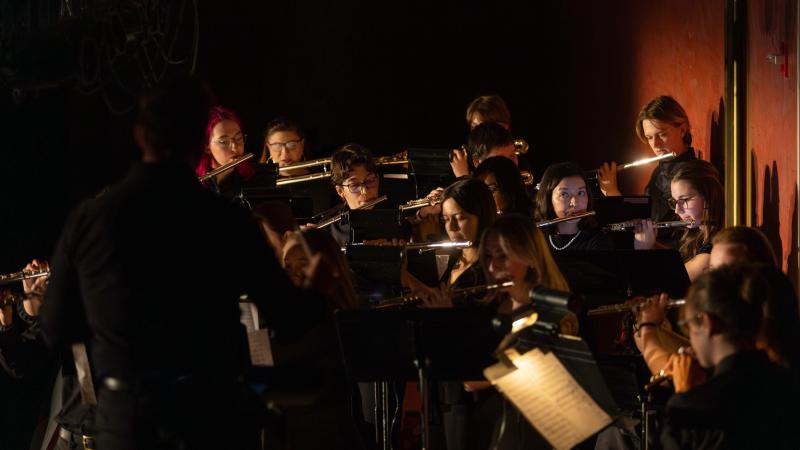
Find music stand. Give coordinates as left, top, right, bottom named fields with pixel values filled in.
left=553, top=249, right=690, bottom=301
left=406, top=148, right=455, bottom=197
left=334, top=308, right=510, bottom=450
left=344, top=245, right=440, bottom=305
left=348, top=209, right=410, bottom=242
left=239, top=187, right=315, bottom=221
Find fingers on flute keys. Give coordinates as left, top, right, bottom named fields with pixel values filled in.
left=633, top=218, right=657, bottom=250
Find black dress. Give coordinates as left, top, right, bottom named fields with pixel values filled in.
left=546, top=228, right=615, bottom=252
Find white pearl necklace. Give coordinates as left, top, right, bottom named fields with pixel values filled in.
left=548, top=230, right=582, bottom=250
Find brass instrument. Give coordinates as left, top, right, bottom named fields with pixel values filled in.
left=276, top=154, right=409, bottom=185
left=403, top=240, right=472, bottom=255
left=586, top=298, right=686, bottom=316
left=316, top=195, right=389, bottom=228
left=603, top=219, right=695, bottom=232
left=375, top=280, right=514, bottom=310
left=535, top=211, right=596, bottom=228
left=585, top=152, right=677, bottom=180
left=198, top=153, right=255, bottom=182
left=520, top=170, right=535, bottom=185
left=0, top=269, right=50, bottom=287
left=513, top=138, right=529, bottom=155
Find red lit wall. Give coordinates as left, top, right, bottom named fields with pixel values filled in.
left=747, top=0, right=798, bottom=274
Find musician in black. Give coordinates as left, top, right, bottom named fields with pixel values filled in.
left=634, top=160, right=724, bottom=280
left=597, top=96, right=698, bottom=230
left=41, top=76, right=327, bottom=450
left=473, top=156, right=533, bottom=217
left=659, top=264, right=800, bottom=450
left=259, top=117, right=308, bottom=176
left=534, top=162, right=614, bottom=251
left=321, top=144, right=382, bottom=246
left=452, top=95, right=512, bottom=177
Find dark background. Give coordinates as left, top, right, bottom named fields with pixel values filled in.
left=0, top=0, right=675, bottom=272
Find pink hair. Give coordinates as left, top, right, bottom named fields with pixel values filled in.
left=195, top=105, right=255, bottom=180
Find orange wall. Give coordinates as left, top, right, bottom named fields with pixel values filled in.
left=747, top=0, right=798, bottom=274
left=624, top=1, right=726, bottom=194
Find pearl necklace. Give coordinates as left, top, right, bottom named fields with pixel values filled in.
left=548, top=230, right=582, bottom=251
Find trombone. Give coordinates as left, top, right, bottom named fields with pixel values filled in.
left=603, top=219, right=695, bottom=232
left=0, top=269, right=50, bottom=286
left=587, top=298, right=686, bottom=316
left=375, top=280, right=514, bottom=310
left=275, top=154, right=409, bottom=185
left=316, top=195, right=388, bottom=228
left=198, top=153, right=255, bottom=182
left=535, top=211, right=596, bottom=228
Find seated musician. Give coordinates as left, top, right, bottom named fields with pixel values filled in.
left=195, top=105, right=255, bottom=195
left=401, top=178, right=497, bottom=306
left=597, top=96, right=697, bottom=226
left=634, top=159, right=723, bottom=280
left=322, top=143, right=381, bottom=246
left=473, top=156, right=533, bottom=217
left=452, top=95, right=512, bottom=177
left=659, top=264, right=800, bottom=449
left=634, top=226, right=785, bottom=383
left=465, top=122, right=518, bottom=169
left=534, top=162, right=614, bottom=251
left=273, top=229, right=367, bottom=449
left=259, top=117, right=308, bottom=177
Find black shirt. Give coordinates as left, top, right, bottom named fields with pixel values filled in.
left=661, top=350, right=800, bottom=450
left=41, top=162, right=324, bottom=382
left=645, top=148, right=697, bottom=223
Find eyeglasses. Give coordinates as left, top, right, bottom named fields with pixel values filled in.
left=214, top=134, right=247, bottom=149
left=668, top=195, right=697, bottom=210
left=341, top=176, right=379, bottom=194
left=267, top=139, right=303, bottom=152
left=676, top=311, right=704, bottom=333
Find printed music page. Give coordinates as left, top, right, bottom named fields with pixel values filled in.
left=240, top=303, right=274, bottom=367
left=484, top=348, right=612, bottom=450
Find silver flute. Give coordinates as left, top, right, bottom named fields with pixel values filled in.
left=0, top=269, right=50, bottom=287
left=535, top=211, right=596, bottom=228
left=587, top=298, right=686, bottom=316
left=604, top=219, right=695, bottom=232
left=198, top=153, right=255, bottom=182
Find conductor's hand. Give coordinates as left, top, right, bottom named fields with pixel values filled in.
left=450, top=148, right=470, bottom=178
left=597, top=162, right=621, bottom=196
left=633, top=219, right=657, bottom=250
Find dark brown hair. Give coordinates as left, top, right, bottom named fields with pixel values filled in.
left=466, top=95, right=511, bottom=128
left=466, top=122, right=513, bottom=163
left=635, top=95, right=692, bottom=146
left=711, top=226, right=779, bottom=267
left=533, top=162, right=597, bottom=234
left=441, top=178, right=497, bottom=246
left=259, top=117, right=305, bottom=163
left=672, top=160, right=724, bottom=259
left=330, top=143, right=378, bottom=186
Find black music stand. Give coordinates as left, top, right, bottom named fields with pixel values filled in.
left=239, top=186, right=315, bottom=221
left=553, top=249, right=690, bottom=301
left=348, top=209, right=410, bottom=242
left=406, top=148, right=455, bottom=197
left=334, top=308, right=510, bottom=450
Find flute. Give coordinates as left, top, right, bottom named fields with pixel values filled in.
left=535, top=211, right=596, bottom=228
left=375, top=280, right=514, bottom=310
left=586, top=298, right=686, bottom=316
left=584, top=152, right=677, bottom=180
left=198, top=153, right=254, bottom=182
left=603, top=219, right=695, bottom=232
left=0, top=269, right=50, bottom=287
left=403, top=240, right=472, bottom=254
left=316, top=195, right=389, bottom=228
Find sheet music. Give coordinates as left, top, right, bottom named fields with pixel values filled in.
left=485, top=348, right=612, bottom=450
left=240, top=303, right=274, bottom=367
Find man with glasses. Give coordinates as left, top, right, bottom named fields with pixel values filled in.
left=659, top=265, right=800, bottom=449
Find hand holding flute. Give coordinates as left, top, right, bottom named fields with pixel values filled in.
left=596, top=152, right=678, bottom=196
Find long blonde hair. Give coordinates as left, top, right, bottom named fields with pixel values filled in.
left=479, top=214, right=570, bottom=292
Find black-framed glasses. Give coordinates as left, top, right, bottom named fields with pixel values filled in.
left=214, top=134, right=247, bottom=149
left=267, top=139, right=303, bottom=151
left=341, top=176, right=379, bottom=194
left=668, top=195, right=697, bottom=210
